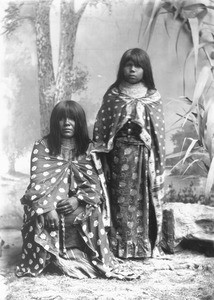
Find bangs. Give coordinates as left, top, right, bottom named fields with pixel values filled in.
left=57, top=104, right=76, bottom=121
left=114, top=48, right=155, bottom=90
left=124, top=52, right=142, bottom=67
left=47, top=100, right=89, bottom=156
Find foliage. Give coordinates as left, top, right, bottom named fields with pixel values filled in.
left=2, top=2, right=23, bottom=36
left=140, top=0, right=214, bottom=90
left=167, top=102, right=209, bottom=177
left=165, top=181, right=214, bottom=206
left=3, top=1, right=90, bottom=135
left=2, top=0, right=114, bottom=37
left=168, top=147, right=209, bottom=177
left=88, top=0, right=113, bottom=12
left=141, top=2, right=214, bottom=49
left=170, top=122, right=198, bottom=153
left=173, top=65, right=214, bottom=196
left=70, top=65, right=89, bottom=94
left=141, top=0, right=214, bottom=197
left=166, top=68, right=214, bottom=194
left=2, top=1, right=34, bottom=36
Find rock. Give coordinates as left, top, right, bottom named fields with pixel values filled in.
left=161, top=203, right=214, bottom=254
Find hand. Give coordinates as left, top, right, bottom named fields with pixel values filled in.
left=37, top=214, right=45, bottom=228
left=43, top=210, right=59, bottom=230
left=56, top=197, right=79, bottom=215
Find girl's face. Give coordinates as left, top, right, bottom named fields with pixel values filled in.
left=123, top=60, right=143, bottom=84
left=59, top=117, right=75, bottom=139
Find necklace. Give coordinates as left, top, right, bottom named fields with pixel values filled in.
left=61, top=139, right=76, bottom=160
left=119, top=81, right=148, bottom=98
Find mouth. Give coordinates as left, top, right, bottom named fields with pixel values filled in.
left=62, top=128, right=73, bottom=133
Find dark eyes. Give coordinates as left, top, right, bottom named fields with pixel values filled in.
left=125, top=63, right=140, bottom=68
left=59, top=118, right=74, bottom=121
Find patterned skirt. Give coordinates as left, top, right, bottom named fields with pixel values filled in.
left=15, top=206, right=124, bottom=279
left=108, top=135, right=157, bottom=258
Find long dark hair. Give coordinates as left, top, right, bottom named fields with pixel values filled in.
left=112, top=48, right=155, bottom=90
left=46, top=100, right=90, bottom=156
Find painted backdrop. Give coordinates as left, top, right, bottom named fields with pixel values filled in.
left=0, top=0, right=214, bottom=228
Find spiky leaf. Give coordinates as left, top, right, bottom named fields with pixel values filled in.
left=204, top=98, right=214, bottom=159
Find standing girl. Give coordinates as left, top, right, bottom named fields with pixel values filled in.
left=93, top=48, right=165, bottom=259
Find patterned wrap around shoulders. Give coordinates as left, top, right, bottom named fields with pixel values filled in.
left=93, top=86, right=165, bottom=256
left=16, top=139, right=125, bottom=279
left=21, top=139, right=109, bottom=225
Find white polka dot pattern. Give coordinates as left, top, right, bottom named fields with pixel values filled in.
left=16, top=139, right=117, bottom=279
left=93, top=87, right=165, bottom=177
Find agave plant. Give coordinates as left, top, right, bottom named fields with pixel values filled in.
left=140, top=0, right=214, bottom=87
left=168, top=64, right=214, bottom=197
left=140, top=0, right=214, bottom=56
left=140, top=0, right=214, bottom=198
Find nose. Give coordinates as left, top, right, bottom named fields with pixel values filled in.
left=64, top=118, right=71, bottom=126
left=130, top=65, right=136, bottom=71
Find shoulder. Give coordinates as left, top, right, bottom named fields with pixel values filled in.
left=104, top=85, right=119, bottom=98
left=33, top=138, right=47, bottom=147
left=101, top=86, right=120, bottom=108
left=31, top=138, right=49, bottom=154
left=147, top=88, right=159, bottom=95
left=146, top=89, right=161, bottom=101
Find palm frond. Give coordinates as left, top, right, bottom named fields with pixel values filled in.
left=180, top=3, right=208, bottom=20
left=183, top=44, right=213, bottom=94
left=182, top=138, right=199, bottom=163
left=163, top=17, right=170, bottom=38
left=203, top=97, right=214, bottom=158
left=182, top=159, right=200, bottom=175
left=190, top=65, right=211, bottom=111
left=188, top=17, right=199, bottom=79
left=175, top=20, right=186, bottom=57
left=169, top=159, right=182, bottom=174
left=176, top=113, right=193, bottom=123
left=138, top=0, right=163, bottom=47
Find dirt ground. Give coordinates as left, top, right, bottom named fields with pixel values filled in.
left=0, top=229, right=214, bottom=300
